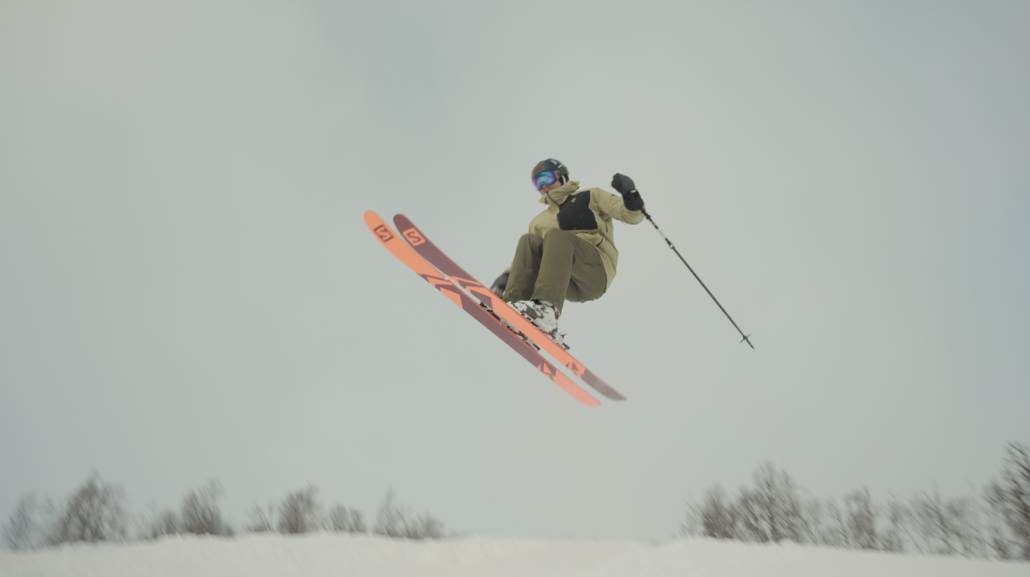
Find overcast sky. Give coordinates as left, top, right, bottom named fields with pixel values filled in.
left=2, top=1, right=1028, bottom=541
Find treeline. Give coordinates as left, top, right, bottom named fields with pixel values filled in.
left=6, top=443, right=1028, bottom=559
left=2, top=477, right=450, bottom=550
left=679, top=442, right=1030, bottom=561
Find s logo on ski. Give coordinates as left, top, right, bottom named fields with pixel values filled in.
left=402, top=228, right=426, bottom=246
left=373, top=225, right=394, bottom=242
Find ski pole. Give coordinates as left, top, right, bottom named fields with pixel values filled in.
left=642, top=209, right=754, bottom=349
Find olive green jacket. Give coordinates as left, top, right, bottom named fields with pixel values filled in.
left=525, top=180, right=645, bottom=291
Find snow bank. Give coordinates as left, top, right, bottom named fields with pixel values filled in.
left=1, top=534, right=1025, bottom=577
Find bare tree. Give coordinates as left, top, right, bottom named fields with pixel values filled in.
left=880, top=495, right=908, bottom=553
left=906, top=487, right=983, bottom=556
left=955, top=494, right=989, bottom=557
left=244, top=503, right=275, bottom=533
left=736, top=462, right=806, bottom=543
left=180, top=480, right=232, bottom=537
left=680, top=485, right=737, bottom=539
left=374, top=488, right=407, bottom=538
left=278, top=485, right=321, bottom=534
left=987, top=442, right=1030, bottom=560
left=3, top=494, right=41, bottom=550
left=47, top=472, right=128, bottom=545
left=984, top=482, right=1015, bottom=559
left=843, top=487, right=878, bottom=550
left=374, top=488, right=448, bottom=540
left=405, top=511, right=447, bottom=539
left=151, top=510, right=180, bottom=539
left=327, top=504, right=366, bottom=533
left=137, top=501, right=179, bottom=540
left=908, top=488, right=948, bottom=554
left=983, top=443, right=1030, bottom=560
left=808, top=497, right=845, bottom=547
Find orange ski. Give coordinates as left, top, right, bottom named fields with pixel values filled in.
left=393, top=214, right=625, bottom=401
left=364, top=211, right=599, bottom=406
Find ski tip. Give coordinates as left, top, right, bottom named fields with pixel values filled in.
left=393, top=213, right=414, bottom=230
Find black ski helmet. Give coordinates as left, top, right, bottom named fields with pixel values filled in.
left=531, top=158, right=569, bottom=185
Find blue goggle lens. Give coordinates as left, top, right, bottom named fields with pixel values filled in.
left=533, top=170, right=558, bottom=190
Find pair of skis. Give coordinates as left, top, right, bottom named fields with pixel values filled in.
left=364, top=211, right=625, bottom=406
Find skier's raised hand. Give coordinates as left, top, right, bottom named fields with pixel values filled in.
left=611, top=173, right=636, bottom=194
left=611, top=173, right=644, bottom=212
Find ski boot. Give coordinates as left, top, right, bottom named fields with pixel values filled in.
left=511, top=299, right=568, bottom=350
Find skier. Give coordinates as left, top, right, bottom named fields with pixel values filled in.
left=489, top=159, right=646, bottom=347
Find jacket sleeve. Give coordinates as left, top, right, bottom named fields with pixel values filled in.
left=594, top=189, right=645, bottom=225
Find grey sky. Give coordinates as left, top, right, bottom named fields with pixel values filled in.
left=1, top=1, right=1028, bottom=541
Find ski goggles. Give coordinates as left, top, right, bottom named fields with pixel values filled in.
left=532, top=170, right=559, bottom=190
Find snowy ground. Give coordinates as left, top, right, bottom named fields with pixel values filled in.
left=2, top=535, right=1026, bottom=577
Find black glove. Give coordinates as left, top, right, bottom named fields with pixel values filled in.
left=611, top=173, right=644, bottom=212
left=490, top=272, right=509, bottom=297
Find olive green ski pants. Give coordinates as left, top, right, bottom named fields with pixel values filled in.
left=502, top=230, right=607, bottom=314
